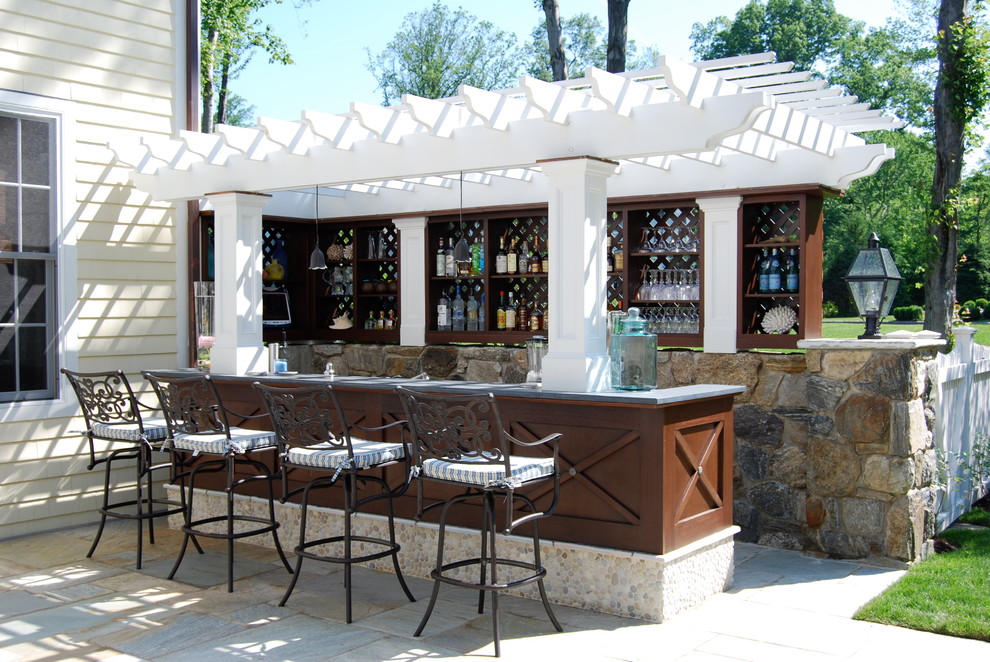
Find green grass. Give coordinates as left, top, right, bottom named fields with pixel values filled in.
left=958, top=508, right=990, bottom=528
left=823, top=319, right=990, bottom=346
left=854, top=527, right=990, bottom=641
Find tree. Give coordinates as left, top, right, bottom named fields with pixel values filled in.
left=200, top=0, right=305, bottom=133
left=367, top=2, right=522, bottom=105
left=606, top=0, right=632, bottom=73
left=537, top=0, right=568, bottom=81
left=925, top=0, right=990, bottom=337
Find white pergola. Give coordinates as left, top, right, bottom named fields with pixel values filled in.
left=113, top=53, right=902, bottom=391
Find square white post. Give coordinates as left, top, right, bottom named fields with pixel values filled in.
left=539, top=156, right=618, bottom=392
left=206, top=191, right=271, bottom=374
left=698, top=195, right=742, bottom=353
left=394, top=216, right=427, bottom=346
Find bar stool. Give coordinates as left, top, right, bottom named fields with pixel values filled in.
left=61, top=369, right=188, bottom=569
left=395, top=386, right=563, bottom=657
left=143, top=371, right=292, bottom=592
left=254, top=382, right=415, bottom=623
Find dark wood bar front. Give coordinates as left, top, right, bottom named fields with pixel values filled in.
left=175, top=373, right=743, bottom=556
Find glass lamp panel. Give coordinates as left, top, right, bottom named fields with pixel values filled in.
left=848, top=280, right=884, bottom=315
left=879, top=279, right=900, bottom=317
left=848, top=248, right=882, bottom=278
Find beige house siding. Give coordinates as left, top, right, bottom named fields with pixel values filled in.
left=0, top=0, right=184, bottom=539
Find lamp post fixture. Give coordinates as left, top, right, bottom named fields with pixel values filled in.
left=843, top=232, right=902, bottom=339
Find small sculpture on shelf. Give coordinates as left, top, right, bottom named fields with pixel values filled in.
left=761, top=305, right=797, bottom=334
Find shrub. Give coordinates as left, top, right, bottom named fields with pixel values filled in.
left=961, top=300, right=978, bottom=320
left=822, top=300, right=840, bottom=318
left=893, top=305, right=924, bottom=321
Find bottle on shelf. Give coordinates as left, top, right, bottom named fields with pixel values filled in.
left=478, top=293, right=486, bottom=331
left=445, top=238, right=456, bottom=277
left=471, top=237, right=482, bottom=275
left=505, top=292, right=517, bottom=330
left=385, top=308, right=396, bottom=330
left=437, top=289, right=451, bottom=331
left=436, top=238, right=446, bottom=277
left=516, top=298, right=529, bottom=331
left=506, top=238, right=518, bottom=274
left=542, top=302, right=548, bottom=331
left=376, top=310, right=385, bottom=330
left=768, top=248, right=783, bottom=293
left=530, top=236, right=542, bottom=274
left=496, top=236, right=507, bottom=274
left=541, top=245, right=550, bottom=274
left=758, top=248, right=770, bottom=294
left=614, top=237, right=624, bottom=271
left=518, top=240, right=530, bottom=275
left=365, top=310, right=375, bottom=330
left=451, top=285, right=465, bottom=331
left=606, top=236, right=615, bottom=272
left=496, top=291, right=507, bottom=330
left=529, top=304, right=542, bottom=331
left=785, top=248, right=799, bottom=293
left=466, top=292, right=479, bottom=331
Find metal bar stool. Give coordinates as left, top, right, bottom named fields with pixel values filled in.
left=254, top=382, right=415, bottom=623
left=395, top=386, right=563, bottom=658
left=143, top=371, right=292, bottom=592
left=61, top=369, right=188, bottom=569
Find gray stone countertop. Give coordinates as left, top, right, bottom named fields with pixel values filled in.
left=162, top=369, right=745, bottom=407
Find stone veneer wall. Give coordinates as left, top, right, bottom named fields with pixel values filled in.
left=282, top=341, right=941, bottom=564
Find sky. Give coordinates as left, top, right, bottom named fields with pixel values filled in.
left=235, top=0, right=900, bottom=122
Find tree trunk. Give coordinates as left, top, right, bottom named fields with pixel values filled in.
left=542, top=0, right=568, bottom=81
left=925, top=0, right=967, bottom=338
left=201, top=27, right=218, bottom=133
left=217, top=55, right=231, bottom=126
left=606, top=0, right=631, bottom=73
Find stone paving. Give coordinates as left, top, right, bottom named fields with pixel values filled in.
left=1, top=521, right=988, bottom=661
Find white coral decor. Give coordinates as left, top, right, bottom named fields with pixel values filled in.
left=761, top=305, right=797, bottom=334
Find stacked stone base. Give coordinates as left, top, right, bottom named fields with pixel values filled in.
left=165, top=486, right=736, bottom=622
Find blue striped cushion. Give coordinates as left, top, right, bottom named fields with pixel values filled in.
left=172, top=427, right=277, bottom=455
left=420, top=455, right=555, bottom=489
left=286, top=438, right=405, bottom=470
left=92, top=418, right=169, bottom=442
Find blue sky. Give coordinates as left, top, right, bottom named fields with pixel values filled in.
left=235, top=0, right=899, bottom=121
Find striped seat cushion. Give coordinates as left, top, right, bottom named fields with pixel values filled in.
left=285, top=438, right=405, bottom=470
left=172, top=427, right=277, bottom=455
left=92, top=418, right=169, bottom=443
left=420, top=455, right=555, bottom=489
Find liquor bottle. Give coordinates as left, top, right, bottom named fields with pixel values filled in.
left=758, top=248, right=770, bottom=294
left=478, top=237, right=485, bottom=274
left=364, top=310, right=376, bottom=330
left=768, top=248, right=783, bottom=293
left=614, top=238, right=624, bottom=271
left=471, top=238, right=482, bottom=275
left=506, top=238, right=518, bottom=274
left=530, top=236, right=542, bottom=274
left=385, top=309, right=395, bottom=330
left=495, top=236, right=507, bottom=274
left=466, top=293, right=479, bottom=331
left=529, top=305, right=542, bottom=331
left=542, top=303, right=548, bottom=330
left=518, top=240, right=530, bottom=275
left=541, top=245, right=550, bottom=274
left=505, top=292, right=517, bottom=330
left=451, top=285, right=465, bottom=331
left=785, top=248, right=799, bottom=293
left=478, top=293, right=486, bottom=331
left=376, top=310, right=385, bottom=330
left=606, top=236, right=615, bottom=272
left=445, top=238, right=456, bottom=277
left=437, top=290, right=451, bottom=331
left=436, top=238, right=446, bottom=277
left=516, top=298, right=529, bottom=330
left=496, top=291, right=507, bottom=330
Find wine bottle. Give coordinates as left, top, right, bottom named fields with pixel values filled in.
left=606, top=236, right=615, bottom=272
left=530, top=236, right=541, bottom=274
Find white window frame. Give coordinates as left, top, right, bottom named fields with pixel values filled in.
left=0, top=90, right=78, bottom=421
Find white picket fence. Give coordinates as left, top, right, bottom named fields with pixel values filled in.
left=934, top=326, right=990, bottom=531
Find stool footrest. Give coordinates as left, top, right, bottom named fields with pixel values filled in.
left=433, top=556, right=547, bottom=591
left=101, top=497, right=186, bottom=521
left=296, top=535, right=401, bottom=565
left=182, top=514, right=280, bottom=540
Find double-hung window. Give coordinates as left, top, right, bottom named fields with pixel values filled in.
left=0, top=111, right=58, bottom=402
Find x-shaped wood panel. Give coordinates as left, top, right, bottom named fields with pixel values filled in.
left=672, top=420, right=723, bottom=523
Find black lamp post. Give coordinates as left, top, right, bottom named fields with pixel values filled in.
left=843, top=232, right=902, bottom=339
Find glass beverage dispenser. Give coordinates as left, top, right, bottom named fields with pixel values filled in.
left=609, top=307, right=657, bottom=391
left=526, top=335, right=548, bottom=385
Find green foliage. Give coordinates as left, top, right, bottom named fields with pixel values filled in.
left=976, top=298, right=989, bottom=311
left=939, top=12, right=990, bottom=145
left=367, top=2, right=522, bottom=105
left=892, top=305, right=925, bottom=321
left=822, top=300, right=840, bottom=318
left=855, top=527, right=990, bottom=642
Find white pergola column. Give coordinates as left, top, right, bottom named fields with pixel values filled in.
left=394, top=216, right=427, bottom=346
left=698, top=195, right=742, bottom=353
left=207, top=191, right=271, bottom=374
left=539, top=156, right=618, bottom=392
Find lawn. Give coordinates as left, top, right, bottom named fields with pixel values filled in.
left=854, top=526, right=990, bottom=641
left=823, top=319, right=990, bottom=346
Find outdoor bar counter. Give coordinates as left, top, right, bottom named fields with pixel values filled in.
left=172, top=371, right=744, bottom=557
